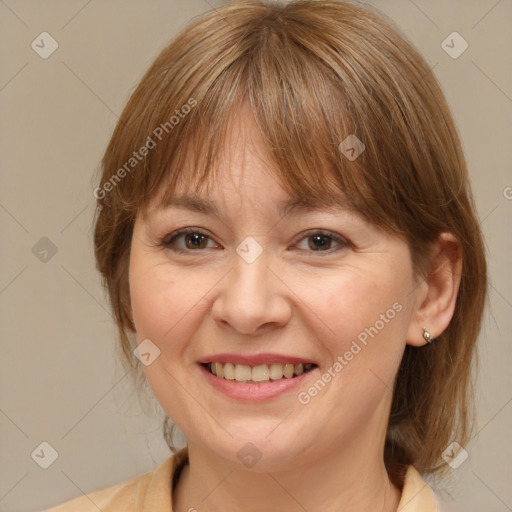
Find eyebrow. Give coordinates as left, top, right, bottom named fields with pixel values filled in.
left=155, top=194, right=348, bottom=217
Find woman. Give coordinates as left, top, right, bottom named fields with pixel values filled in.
left=46, top=0, right=487, bottom=510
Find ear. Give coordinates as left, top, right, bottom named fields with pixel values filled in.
left=406, top=232, right=462, bottom=347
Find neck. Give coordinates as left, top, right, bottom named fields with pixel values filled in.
left=173, top=437, right=402, bottom=512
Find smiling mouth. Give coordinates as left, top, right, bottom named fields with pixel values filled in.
left=201, top=362, right=317, bottom=383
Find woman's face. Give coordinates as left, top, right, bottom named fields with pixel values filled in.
left=129, top=107, right=423, bottom=472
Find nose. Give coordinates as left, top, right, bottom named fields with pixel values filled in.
left=210, top=250, right=291, bottom=336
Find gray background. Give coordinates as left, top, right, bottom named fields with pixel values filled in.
left=0, top=0, right=511, bottom=511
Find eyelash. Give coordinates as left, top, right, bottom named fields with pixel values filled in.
left=160, top=227, right=350, bottom=256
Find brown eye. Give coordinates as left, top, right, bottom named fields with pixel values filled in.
left=162, top=228, right=217, bottom=252
left=295, top=231, right=349, bottom=254
left=183, top=232, right=209, bottom=249
left=307, top=234, right=333, bottom=251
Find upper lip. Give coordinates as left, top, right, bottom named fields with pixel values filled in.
left=198, top=353, right=316, bottom=366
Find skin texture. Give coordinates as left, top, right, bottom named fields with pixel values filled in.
left=128, top=105, right=461, bottom=512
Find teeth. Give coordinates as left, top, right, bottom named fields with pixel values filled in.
left=269, top=363, right=283, bottom=380
left=283, top=363, right=294, bottom=379
left=214, top=362, right=224, bottom=378
left=223, top=362, right=235, bottom=380
left=252, top=364, right=270, bottom=382
left=207, top=362, right=314, bottom=382
left=235, top=364, right=251, bottom=382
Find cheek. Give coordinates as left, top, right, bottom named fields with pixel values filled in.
left=305, top=259, right=413, bottom=395
left=128, top=253, right=222, bottom=361
left=320, top=269, right=409, bottom=347
left=128, top=259, right=214, bottom=413
left=129, top=267, right=190, bottom=349
left=130, top=271, right=176, bottom=338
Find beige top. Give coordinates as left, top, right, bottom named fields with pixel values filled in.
left=45, top=447, right=439, bottom=511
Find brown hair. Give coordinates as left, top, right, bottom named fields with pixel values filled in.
left=93, top=0, right=487, bottom=485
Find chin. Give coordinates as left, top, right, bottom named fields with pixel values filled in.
left=200, top=431, right=313, bottom=473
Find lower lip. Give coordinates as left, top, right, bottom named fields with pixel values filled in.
left=198, top=364, right=318, bottom=402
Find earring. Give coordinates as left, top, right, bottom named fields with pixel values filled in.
left=423, top=327, right=435, bottom=344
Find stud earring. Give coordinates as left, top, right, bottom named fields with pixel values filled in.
left=423, top=327, right=436, bottom=344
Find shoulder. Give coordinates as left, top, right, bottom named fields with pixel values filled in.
left=43, top=448, right=189, bottom=512
left=398, top=465, right=440, bottom=512
left=43, top=477, right=144, bottom=512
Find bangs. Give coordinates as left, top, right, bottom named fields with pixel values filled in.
left=145, top=63, right=360, bottom=220
left=123, top=7, right=409, bottom=234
